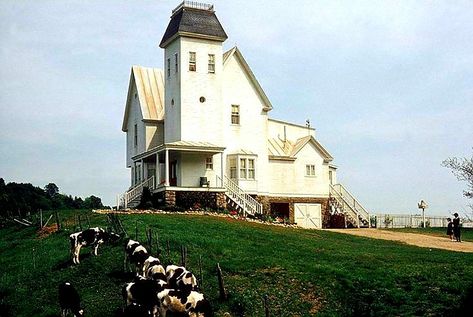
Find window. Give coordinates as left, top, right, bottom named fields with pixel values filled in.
left=229, top=157, right=237, bottom=179
left=231, top=105, right=240, bottom=124
left=205, top=157, right=213, bottom=170
left=208, top=54, right=215, bottom=73
left=134, top=124, right=138, bottom=148
left=306, top=164, right=316, bottom=176
left=189, top=52, right=196, bottom=71
left=174, top=53, right=178, bottom=73
left=240, top=158, right=247, bottom=179
left=248, top=159, right=255, bottom=179
left=167, top=58, right=170, bottom=77
left=230, top=156, right=256, bottom=180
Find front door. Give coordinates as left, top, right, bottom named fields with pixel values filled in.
left=169, top=161, right=177, bottom=186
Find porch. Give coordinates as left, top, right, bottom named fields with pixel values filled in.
left=130, top=141, right=226, bottom=190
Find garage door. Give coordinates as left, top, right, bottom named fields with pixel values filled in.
left=294, top=203, right=322, bottom=229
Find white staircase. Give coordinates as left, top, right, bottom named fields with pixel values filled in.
left=329, top=183, right=370, bottom=228
left=218, top=175, right=262, bottom=216
left=118, top=176, right=155, bottom=209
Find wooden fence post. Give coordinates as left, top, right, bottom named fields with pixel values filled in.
left=86, top=215, right=91, bottom=228
left=198, top=255, right=203, bottom=289
left=216, top=263, right=227, bottom=300
left=54, top=210, right=61, bottom=231
left=135, top=221, right=138, bottom=241
left=166, top=240, right=171, bottom=260
left=155, top=232, right=161, bottom=257
left=39, top=209, right=43, bottom=228
left=146, top=228, right=152, bottom=254
left=263, top=294, right=270, bottom=317
left=78, top=215, right=83, bottom=231
left=180, top=245, right=187, bottom=267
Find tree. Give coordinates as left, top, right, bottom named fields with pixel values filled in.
left=83, top=195, right=103, bottom=209
left=44, top=183, right=59, bottom=198
left=443, top=149, right=473, bottom=210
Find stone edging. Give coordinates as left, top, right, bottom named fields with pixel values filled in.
left=92, top=209, right=300, bottom=229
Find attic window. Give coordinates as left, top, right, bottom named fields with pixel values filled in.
left=199, top=96, right=206, bottom=103
left=134, top=93, right=137, bottom=99
left=167, top=58, right=171, bottom=77
left=189, top=52, right=196, bottom=71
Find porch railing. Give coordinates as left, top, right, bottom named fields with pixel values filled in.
left=218, top=175, right=262, bottom=216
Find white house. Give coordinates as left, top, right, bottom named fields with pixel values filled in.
left=120, top=1, right=370, bottom=229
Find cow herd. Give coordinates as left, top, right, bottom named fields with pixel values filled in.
left=60, top=227, right=212, bottom=317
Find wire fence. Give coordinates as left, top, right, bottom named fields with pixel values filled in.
left=372, top=214, right=471, bottom=228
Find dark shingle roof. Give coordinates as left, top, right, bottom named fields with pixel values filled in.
left=159, top=7, right=228, bottom=48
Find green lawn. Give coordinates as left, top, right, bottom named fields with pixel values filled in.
left=1, top=210, right=472, bottom=316
left=385, top=227, right=473, bottom=242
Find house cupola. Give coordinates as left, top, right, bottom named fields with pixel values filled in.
left=159, top=1, right=228, bottom=48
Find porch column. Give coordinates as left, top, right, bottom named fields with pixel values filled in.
left=156, top=153, right=160, bottom=186
left=133, top=161, right=137, bottom=185
left=220, top=152, right=224, bottom=187
left=165, top=149, right=170, bottom=186
left=141, top=159, right=145, bottom=181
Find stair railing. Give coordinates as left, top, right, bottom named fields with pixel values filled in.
left=330, top=184, right=370, bottom=228
left=121, top=176, right=155, bottom=209
left=217, top=175, right=262, bottom=216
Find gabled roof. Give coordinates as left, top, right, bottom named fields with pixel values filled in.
left=159, top=5, right=228, bottom=48
left=223, top=46, right=273, bottom=112
left=268, top=136, right=333, bottom=162
left=122, top=66, right=165, bottom=132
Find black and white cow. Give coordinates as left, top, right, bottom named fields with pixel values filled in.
left=69, top=227, right=120, bottom=264
left=166, top=265, right=198, bottom=293
left=125, top=239, right=149, bottom=272
left=158, top=289, right=212, bottom=317
left=122, top=279, right=166, bottom=317
left=58, top=282, right=84, bottom=317
left=143, top=256, right=166, bottom=282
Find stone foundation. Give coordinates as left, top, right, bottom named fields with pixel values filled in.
left=173, top=190, right=226, bottom=210
left=256, top=195, right=330, bottom=228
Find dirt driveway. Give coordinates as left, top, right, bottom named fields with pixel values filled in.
left=328, top=229, right=473, bottom=253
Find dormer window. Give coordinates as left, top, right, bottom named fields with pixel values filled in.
left=189, top=52, right=196, bottom=71
left=208, top=54, right=215, bottom=73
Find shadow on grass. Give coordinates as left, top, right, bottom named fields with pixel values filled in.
left=52, top=253, right=93, bottom=271
left=107, top=270, right=137, bottom=282
left=454, top=285, right=473, bottom=316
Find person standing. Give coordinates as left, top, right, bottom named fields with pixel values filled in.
left=446, top=218, right=454, bottom=241
left=452, top=213, right=461, bottom=242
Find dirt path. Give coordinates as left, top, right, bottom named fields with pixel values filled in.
left=328, top=229, right=473, bottom=253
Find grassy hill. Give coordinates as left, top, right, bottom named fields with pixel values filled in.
left=1, top=210, right=472, bottom=316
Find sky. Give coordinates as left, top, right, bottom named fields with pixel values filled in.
left=0, top=0, right=472, bottom=216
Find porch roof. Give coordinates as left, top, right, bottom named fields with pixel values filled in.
left=132, top=141, right=225, bottom=161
